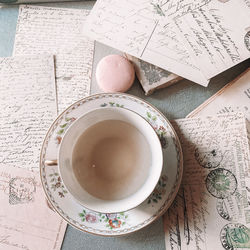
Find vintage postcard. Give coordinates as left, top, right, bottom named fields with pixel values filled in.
left=14, top=5, right=95, bottom=112
left=0, top=165, right=66, bottom=250
left=188, top=68, right=250, bottom=140
left=164, top=113, right=250, bottom=249
left=85, top=0, right=209, bottom=86
left=174, top=0, right=250, bottom=79
left=85, top=0, right=250, bottom=85
left=0, top=55, right=66, bottom=249
left=0, top=55, right=57, bottom=171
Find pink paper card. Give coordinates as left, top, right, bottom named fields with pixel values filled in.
left=0, top=165, right=66, bottom=250
left=0, top=55, right=67, bottom=249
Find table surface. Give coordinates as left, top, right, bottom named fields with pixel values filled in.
left=0, top=2, right=249, bottom=250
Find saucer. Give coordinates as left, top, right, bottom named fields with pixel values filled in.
left=40, top=93, right=183, bottom=236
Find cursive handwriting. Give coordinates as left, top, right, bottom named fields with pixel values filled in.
left=14, top=5, right=94, bottom=112
left=0, top=235, right=29, bottom=250
left=0, top=55, right=57, bottom=170
left=165, top=113, right=249, bottom=249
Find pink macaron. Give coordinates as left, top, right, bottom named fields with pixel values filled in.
left=96, top=55, right=135, bottom=93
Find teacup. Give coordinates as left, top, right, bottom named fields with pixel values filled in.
left=58, top=107, right=163, bottom=213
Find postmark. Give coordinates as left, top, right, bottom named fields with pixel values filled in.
left=205, top=168, right=237, bottom=199
left=244, top=31, right=250, bottom=52
left=220, top=223, right=250, bottom=249
left=195, top=148, right=223, bottom=169
left=9, top=177, right=36, bottom=205
left=216, top=195, right=240, bottom=221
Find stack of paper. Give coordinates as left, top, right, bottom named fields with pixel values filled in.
left=0, top=55, right=66, bottom=250
left=0, top=5, right=95, bottom=249
left=14, top=5, right=95, bottom=112
left=164, top=69, right=250, bottom=249
left=84, top=0, right=250, bottom=86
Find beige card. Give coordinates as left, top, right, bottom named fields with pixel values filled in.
left=164, top=113, right=250, bottom=249
left=0, top=55, right=57, bottom=171
left=0, top=165, right=66, bottom=250
left=188, top=68, right=250, bottom=140
left=84, top=0, right=209, bottom=86
left=0, top=55, right=66, bottom=250
left=85, top=0, right=249, bottom=85
left=14, top=5, right=95, bottom=113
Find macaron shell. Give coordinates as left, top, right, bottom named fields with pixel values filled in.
left=96, top=55, right=135, bottom=92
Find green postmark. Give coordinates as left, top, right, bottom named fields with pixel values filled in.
left=220, top=223, right=250, bottom=249
left=205, top=168, right=237, bottom=199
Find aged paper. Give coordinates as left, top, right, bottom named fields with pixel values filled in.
left=0, top=165, right=66, bottom=250
left=85, top=0, right=209, bottom=86
left=164, top=113, right=250, bottom=249
left=85, top=0, right=250, bottom=85
left=0, top=55, right=57, bottom=171
left=14, top=5, right=94, bottom=112
left=175, top=0, right=250, bottom=79
left=188, top=68, right=250, bottom=140
left=0, top=55, right=66, bottom=249
left=125, top=54, right=182, bottom=95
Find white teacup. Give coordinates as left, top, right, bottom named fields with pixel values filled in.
left=58, top=107, right=163, bottom=213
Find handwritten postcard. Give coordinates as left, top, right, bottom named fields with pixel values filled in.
left=14, top=5, right=95, bottom=112
left=175, top=0, right=250, bottom=79
left=188, top=68, right=250, bottom=140
left=85, top=0, right=250, bottom=85
left=0, top=55, right=57, bottom=171
left=0, top=165, right=66, bottom=250
left=164, top=113, right=250, bottom=249
left=0, top=55, right=66, bottom=249
left=85, top=0, right=209, bottom=86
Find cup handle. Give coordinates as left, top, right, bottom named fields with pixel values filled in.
left=44, top=160, right=58, bottom=166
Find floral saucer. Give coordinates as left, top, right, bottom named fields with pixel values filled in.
left=40, top=93, right=183, bottom=236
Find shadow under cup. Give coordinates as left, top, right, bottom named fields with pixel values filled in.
left=58, top=107, right=163, bottom=214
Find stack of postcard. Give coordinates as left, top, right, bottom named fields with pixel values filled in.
left=0, top=5, right=95, bottom=249
left=164, top=68, right=250, bottom=249
left=84, top=0, right=250, bottom=87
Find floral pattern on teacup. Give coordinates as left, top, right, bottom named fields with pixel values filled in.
left=146, top=112, right=168, bottom=149
left=147, top=175, right=168, bottom=204
left=79, top=210, right=128, bottom=229
left=55, top=117, right=76, bottom=145
left=40, top=93, right=182, bottom=235
left=99, top=103, right=168, bottom=149
left=100, top=102, right=124, bottom=108
left=49, top=172, right=68, bottom=198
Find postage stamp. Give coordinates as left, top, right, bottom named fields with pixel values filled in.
left=194, top=147, right=223, bottom=169
left=205, top=168, right=237, bottom=199
left=9, top=177, right=36, bottom=205
left=220, top=223, right=250, bottom=249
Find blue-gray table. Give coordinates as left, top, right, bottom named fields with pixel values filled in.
left=0, top=2, right=249, bottom=249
